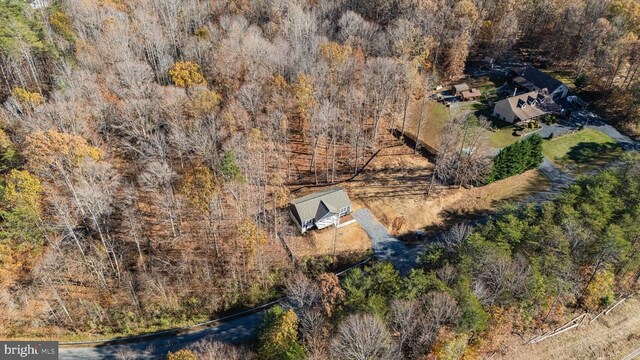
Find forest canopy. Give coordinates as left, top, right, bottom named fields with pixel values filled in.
left=0, top=0, right=638, bottom=352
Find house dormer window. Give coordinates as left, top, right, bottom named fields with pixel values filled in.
left=537, top=94, right=546, bottom=103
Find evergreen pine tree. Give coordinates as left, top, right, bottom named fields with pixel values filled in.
left=488, top=133, right=545, bottom=183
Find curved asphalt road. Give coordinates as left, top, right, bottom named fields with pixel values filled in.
left=60, top=312, right=263, bottom=359
left=60, top=258, right=371, bottom=359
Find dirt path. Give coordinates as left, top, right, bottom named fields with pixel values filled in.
left=496, top=298, right=640, bottom=360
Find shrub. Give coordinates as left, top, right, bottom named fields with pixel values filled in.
left=167, top=349, right=197, bottom=360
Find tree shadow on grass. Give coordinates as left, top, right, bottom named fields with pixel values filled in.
left=562, top=141, right=623, bottom=168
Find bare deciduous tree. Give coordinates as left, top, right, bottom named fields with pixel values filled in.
left=284, top=272, right=321, bottom=309
left=330, top=314, right=398, bottom=360
left=191, top=337, right=255, bottom=360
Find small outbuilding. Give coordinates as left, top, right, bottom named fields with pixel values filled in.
left=452, top=83, right=470, bottom=96
left=289, top=187, right=352, bottom=233
left=461, top=88, right=481, bottom=101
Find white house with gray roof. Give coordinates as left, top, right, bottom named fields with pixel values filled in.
left=289, top=187, right=352, bottom=233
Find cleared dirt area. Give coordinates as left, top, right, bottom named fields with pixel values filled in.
left=496, top=298, right=640, bottom=360
left=287, top=140, right=550, bottom=256
left=287, top=220, right=371, bottom=259
left=343, top=144, right=550, bottom=237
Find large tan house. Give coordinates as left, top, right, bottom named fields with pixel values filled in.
left=492, top=91, right=550, bottom=124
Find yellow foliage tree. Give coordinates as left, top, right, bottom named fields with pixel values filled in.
left=50, top=11, right=75, bottom=40
left=429, top=327, right=470, bottom=360
left=0, top=170, right=43, bottom=245
left=180, top=165, right=220, bottom=213
left=11, top=87, right=43, bottom=106
left=258, top=306, right=306, bottom=360
left=188, top=89, right=221, bottom=117
left=584, top=268, right=616, bottom=311
left=272, top=74, right=289, bottom=91
left=0, top=129, right=19, bottom=171
left=269, top=308, right=299, bottom=346
left=169, top=61, right=207, bottom=89
left=319, top=41, right=352, bottom=68
left=24, top=130, right=101, bottom=175
left=2, top=169, right=42, bottom=213
left=238, top=218, right=268, bottom=269
left=166, top=349, right=197, bottom=360
left=291, top=73, right=316, bottom=134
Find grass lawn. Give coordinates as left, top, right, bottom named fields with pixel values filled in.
left=471, top=79, right=499, bottom=94
left=542, top=69, right=577, bottom=90
left=489, top=124, right=520, bottom=148
left=469, top=104, right=520, bottom=149
left=343, top=143, right=550, bottom=237
left=542, top=128, right=624, bottom=174
left=497, top=298, right=640, bottom=360
left=402, top=98, right=458, bottom=152
left=468, top=75, right=507, bottom=100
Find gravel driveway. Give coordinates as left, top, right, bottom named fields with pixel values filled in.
left=352, top=209, right=419, bottom=274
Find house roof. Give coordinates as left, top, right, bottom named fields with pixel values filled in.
left=513, top=76, right=536, bottom=91
left=511, top=66, right=564, bottom=93
left=290, top=187, right=351, bottom=223
left=453, top=83, right=470, bottom=93
left=461, top=89, right=481, bottom=99
left=496, top=91, right=550, bottom=121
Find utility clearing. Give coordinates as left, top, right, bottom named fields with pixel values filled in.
left=497, top=298, right=640, bottom=360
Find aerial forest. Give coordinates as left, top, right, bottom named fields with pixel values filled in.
left=1, top=0, right=640, bottom=355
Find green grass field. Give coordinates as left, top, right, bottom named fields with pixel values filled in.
left=468, top=75, right=506, bottom=100
left=401, top=99, right=455, bottom=152
left=485, top=117, right=520, bottom=148
left=542, top=69, right=576, bottom=90
left=542, top=129, right=624, bottom=174
left=467, top=104, right=520, bottom=149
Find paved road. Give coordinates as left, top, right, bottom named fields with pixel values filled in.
left=60, top=313, right=263, bottom=359
left=538, top=157, right=574, bottom=187
left=351, top=209, right=419, bottom=274
left=59, top=257, right=371, bottom=360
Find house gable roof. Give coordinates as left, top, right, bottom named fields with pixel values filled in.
left=461, top=89, right=481, bottom=99
left=512, top=66, right=564, bottom=93
left=453, top=83, right=470, bottom=93
left=290, top=187, right=351, bottom=223
left=496, top=91, right=550, bottom=121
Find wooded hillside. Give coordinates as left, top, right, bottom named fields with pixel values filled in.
left=1, top=0, right=639, bottom=341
